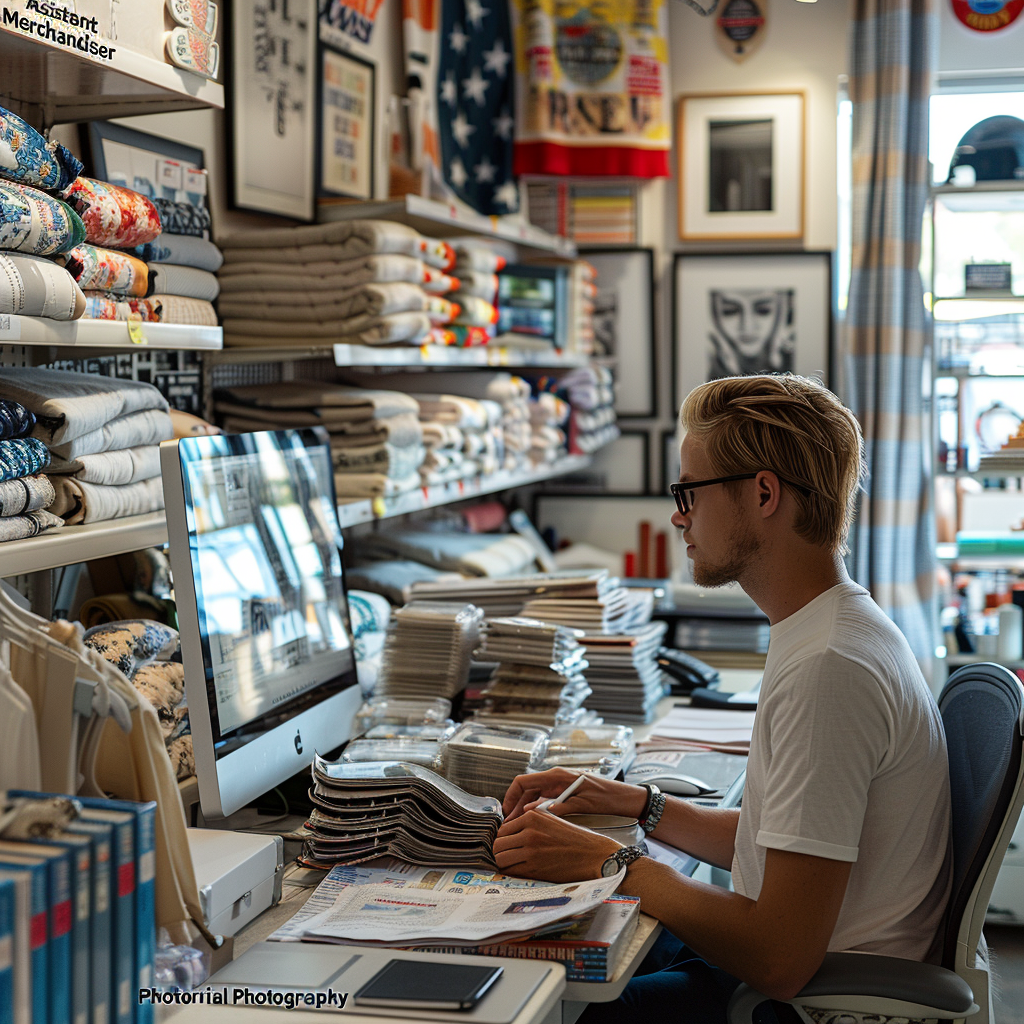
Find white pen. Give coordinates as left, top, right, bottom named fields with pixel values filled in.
left=534, top=773, right=586, bottom=813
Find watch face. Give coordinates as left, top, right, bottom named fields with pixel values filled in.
left=601, top=856, right=619, bottom=877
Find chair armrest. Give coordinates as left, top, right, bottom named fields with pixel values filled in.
left=727, top=953, right=977, bottom=1024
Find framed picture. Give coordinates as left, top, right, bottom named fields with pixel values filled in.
left=677, top=91, right=805, bottom=241
left=87, top=122, right=207, bottom=207
left=547, top=431, right=650, bottom=495
left=229, top=0, right=317, bottom=221
left=318, top=44, right=375, bottom=201
left=672, top=252, right=833, bottom=411
left=586, top=249, right=656, bottom=418
left=662, top=429, right=682, bottom=494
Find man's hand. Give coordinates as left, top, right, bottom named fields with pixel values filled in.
left=501, top=767, right=647, bottom=822
left=493, top=809, right=621, bottom=881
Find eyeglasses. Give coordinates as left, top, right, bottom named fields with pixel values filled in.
left=670, top=472, right=812, bottom=516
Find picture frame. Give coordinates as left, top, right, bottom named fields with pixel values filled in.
left=677, top=91, right=805, bottom=242
left=317, top=43, right=375, bottom=201
left=672, top=252, right=833, bottom=411
left=545, top=430, right=650, bottom=495
left=662, top=428, right=682, bottom=494
left=87, top=122, right=207, bottom=208
left=586, top=248, right=657, bottom=418
left=228, top=0, right=318, bottom=221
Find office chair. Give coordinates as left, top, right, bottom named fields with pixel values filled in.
left=728, top=662, right=1024, bottom=1024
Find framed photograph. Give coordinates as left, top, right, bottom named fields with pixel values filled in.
left=547, top=431, right=650, bottom=495
left=672, top=252, right=832, bottom=411
left=662, top=429, right=682, bottom=494
left=229, top=0, right=317, bottom=221
left=586, top=249, right=656, bottom=418
left=87, top=122, right=207, bottom=207
left=318, top=44, right=375, bottom=201
left=677, top=91, right=805, bottom=241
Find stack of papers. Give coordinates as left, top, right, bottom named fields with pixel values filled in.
left=580, top=621, right=670, bottom=723
left=410, top=570, right=615, bottom=617
left=376, top=602, right=484, bottom=699
left=444, top=721, right=549, bottom=798
left=271, top=857, right=625, bottom=949
left=646, top=705, right=756, bottom=752
left=521, top=586, right=656, bottom=634
left=299, top=758, right=503, bottom=869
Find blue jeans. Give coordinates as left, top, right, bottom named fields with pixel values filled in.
left=579, top=930, right=782, bottom=1024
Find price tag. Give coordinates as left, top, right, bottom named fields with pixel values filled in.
left=127, top=319, right=147, bottom=345
left=371, top=497, right=386, bottom=518
left=158, top=159, right=184, bottom=191
left=0, top=313, right=21, bottom=339
left=183, top=167, right=208, bottom=196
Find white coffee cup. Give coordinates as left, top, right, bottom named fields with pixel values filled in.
left=563, top=814, right=642, bottom=846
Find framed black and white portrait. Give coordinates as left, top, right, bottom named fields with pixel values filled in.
left=585, top=249, right=656, bottom=417
left=673, top=252, right=832, bottom=411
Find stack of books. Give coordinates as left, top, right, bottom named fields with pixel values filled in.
left=580, top=621, right=670, bottom=724
left=300, top=758, right=503, bottom=869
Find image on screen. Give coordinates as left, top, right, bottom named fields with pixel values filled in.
left=179, top=431, right=355, bottom=754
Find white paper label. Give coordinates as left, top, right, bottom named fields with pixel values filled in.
left=158, top=159, right=183, bottom=190
left=0, top=313, right=21, bottom=339
left=119, top=980, right=130, bottom=1016
left=139, top=850, right=155, bottom=885
left=184, top=167, right=208, bottom=196
left=0, top=934, right=10, bottom=971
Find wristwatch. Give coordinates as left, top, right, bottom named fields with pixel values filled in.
left=600, top=844, right=645, bottom=877
left=638, top=783, right=666, bottom=835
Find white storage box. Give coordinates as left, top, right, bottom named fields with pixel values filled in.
left=187, top=828, right=284, bottom=938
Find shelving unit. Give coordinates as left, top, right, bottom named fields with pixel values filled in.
left=318, top=195, right=578, bottom=259
left=0, top=316, right=222, bottom=350
left=0, top=22, right=223, bottom=124
left=206, top=344, right=589, bottom=369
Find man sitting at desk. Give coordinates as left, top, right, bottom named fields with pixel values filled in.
left=493, top=374, right=952, bottom=1024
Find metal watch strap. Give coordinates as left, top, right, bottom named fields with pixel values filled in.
left=614, top=844, right=646, bottom=870
left=638, top=783, right=662, bottom=832
left=641, top=791, right=666, bottom=834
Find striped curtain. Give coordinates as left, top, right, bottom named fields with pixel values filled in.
left=842, top=0, right=938, bottom=677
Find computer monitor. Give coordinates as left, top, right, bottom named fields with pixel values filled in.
left=161, top=428, right=361, bottom=819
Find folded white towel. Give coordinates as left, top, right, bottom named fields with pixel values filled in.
left=49, top=408, right=173, bottom=461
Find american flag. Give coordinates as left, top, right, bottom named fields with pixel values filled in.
left=435, top=0, right=518, bottom=215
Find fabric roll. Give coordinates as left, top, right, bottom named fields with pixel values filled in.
left=152, top=295, right=218, bottom=326
left=0, top=436, right=49, bottom=481
left=329, top=412, right=423, bottom=447
left=216, top=382, right=419, bottom=417
left=452, top=294, right=498, bottom=327
left=0, top=509, right=63, bottom=541
left=71, top=445, right=162, bottom=486
left=151, top=198, right=211, bottom=238
left=0, top=398, right=34, bottom=439
left=0, top=252, right=86, bottom=320
left=0, top=474, right=53, bottom=516
left=219, top=219, right=455, bottom=270
left=222, top=309, right=435, bottom=346
left=47, top=475, right=165, bottom=525
left=455, top=269, right=499, bottom=300
left=55, top=243, right=151, bottom=297
left=454, top=245, right=506, bottom=273
left=421, top=422, right=464, bottom=450
left=333, top=469, right=421, bottom=499
left=0, top=368, right=169, bottom=446
left=0, top=182, right=86, bottom=255
left=149, top=263, right=219, bottom=301
left=83, top=293, right=162, bottom=322
left=49, top=408, right=173, bottom=462
left=0, top=105, right=83, bottom=189
left=218, top=280, right=439, bottom=319
left=62, top=177, right=162, bottom=249
left=128, top=234, right=223, bottom=271
left=414, top=394, right=489, bottom=431
left=331, top=442, right=425, bottom=479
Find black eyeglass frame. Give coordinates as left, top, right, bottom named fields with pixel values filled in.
left=669, top=471, right=813, bottom=516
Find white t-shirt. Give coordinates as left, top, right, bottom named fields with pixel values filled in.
left=731, top=582, right=952, bottom=962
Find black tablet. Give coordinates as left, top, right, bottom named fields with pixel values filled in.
left=354, top=960, right=503, bottom=1011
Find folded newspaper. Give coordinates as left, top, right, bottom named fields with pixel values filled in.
left=272, top=858, right=626, bottom=948
left=298, top=758, right=504, bottom=869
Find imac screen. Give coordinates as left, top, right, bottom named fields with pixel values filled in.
left=177, top=430, right=356, bottom=757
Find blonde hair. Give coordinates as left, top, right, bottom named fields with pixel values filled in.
left=679, top=374, right=865, bottom=555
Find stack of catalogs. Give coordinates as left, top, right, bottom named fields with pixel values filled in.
left=375, top=602, right=484, bottom=699
left=444, top=721, right=550, bottom=799
left=470, top=617, right=592, bottom=729
left=580, top=621, right=670, bottom=724
left=301, top=756, right=503, bottom=869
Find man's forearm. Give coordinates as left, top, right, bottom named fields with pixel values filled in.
left=648, top=798, right=739, bottom=870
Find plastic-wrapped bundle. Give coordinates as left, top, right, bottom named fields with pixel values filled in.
left=62, top=177, right=162, bottom=249
left=0, top=105, right=83, bottom=190
left=0, top=182, right=86, bottom=255
left=55, top=243, right=151, bottom=297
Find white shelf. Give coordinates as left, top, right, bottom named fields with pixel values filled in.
left=0, top=512, right=168, bottom=578
left=932, top=182, right=1024, bottom=213
left=0, top=316, right=222, bottom=350
left=335, top=455, right=593, bottom=528
left=333, top=343, right=589, bottom=369
left=0, top=23, right=223, bottom=123
left=317, top=195, right=577, bottom=259
left=933, top=297, right=1024, bottom=321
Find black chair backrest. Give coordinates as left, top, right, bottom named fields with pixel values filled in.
left=939, top=663, right=1023, bottom=967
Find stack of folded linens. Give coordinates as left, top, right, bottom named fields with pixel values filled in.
left=0, top=368, right=172, bottom=525
left=217, top=219, right=462, bottom=348
left=0, top=398, right=62, bottom=541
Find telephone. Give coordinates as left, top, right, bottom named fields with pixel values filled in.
left=655, top=647, right=721, bottom=696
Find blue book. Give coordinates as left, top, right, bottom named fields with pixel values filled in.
left=65, top=821, right=113, bottom=1024
left=77, top=809, right=135, bottom=1024
left=0, top=868, right=31, bottom=1024
left=0, top=858, right=47, bottom=1024
left=33, top=834, right=92, bottom=1024
left=0, top=877, right=14, bottom=1024
left=0, top=844, right=72, bottom=1024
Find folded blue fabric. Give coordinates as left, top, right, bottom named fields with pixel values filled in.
left=126, top=233, right=223, bottom=272
left=151, top=198, right=211, bottom=238
left=0, top=104, right=82, bottom=190
left=0, top=398, right=35, bottom=439
left=0, top=436, right=49, bottom=481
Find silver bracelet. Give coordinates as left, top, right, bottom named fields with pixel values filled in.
left=641, top=791, right=666, bottom=834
